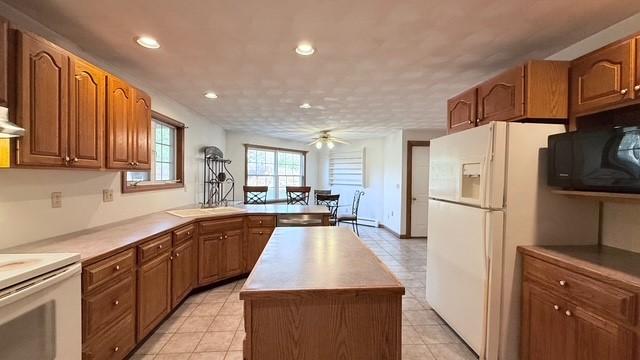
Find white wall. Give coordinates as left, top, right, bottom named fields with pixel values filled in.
left=224, top=131, right=319, bottom=202
left=0, top=3, right=226, bottom=249
left=546, top=12, right=640, bottom=252
left=382, top=131, right=404, bottom=234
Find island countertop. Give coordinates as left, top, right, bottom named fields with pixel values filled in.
left=240, top=226, right=405, bottom=299
left=4, top=204, right=329, bottom=264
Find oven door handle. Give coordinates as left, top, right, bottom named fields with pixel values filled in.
left=0, top=263, right=81, bottom=307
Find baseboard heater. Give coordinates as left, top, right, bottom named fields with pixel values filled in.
left=356, top=217, right=378, bottom=228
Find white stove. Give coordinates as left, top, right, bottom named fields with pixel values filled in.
left=0, top=253, right=81, bottom=360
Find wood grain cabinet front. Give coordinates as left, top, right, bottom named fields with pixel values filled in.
left=246, top=228, right=273, bottom=271
left=83, top=313, right=136, bottom=360
left=132, top=88, right=151, bottom=170
left=0, top=17, right=8, bottom=106
left=198, top=217, right=245, bottom=285
left=447, top=88, right=477, bottom=134
left=171, top=238, right=196, bottom=307
left=106, top=75, right=133, bottom=170
left=137, top=251, right=172, bottom=339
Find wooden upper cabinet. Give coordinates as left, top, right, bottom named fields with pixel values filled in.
left=570, top=39, right=634, bottom=116
left=447, top=88, right=476, bottom=134
left=0, top=17, right=8, bottom=106
left=132, top=88, right=151, bottom=170
left=15, top=32, right=69, bottom=167
left=636, top=36, right=640, bottom=99
left=477, top=65, right=525, bottom=125
left=107, top=76, right=132, bottom=169
left=69, top=58, right=105, bottom=169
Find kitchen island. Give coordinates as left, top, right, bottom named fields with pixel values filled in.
left=240, top=226, right=405, bottom=360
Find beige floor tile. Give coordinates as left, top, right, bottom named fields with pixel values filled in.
left=156, top=315, right=188, bottom=334
left=135, top=333, right=173, bottom=354
left=159, top=332, right=205, bottom=354
left=177, top=316, right=215, bottom=333
left=130, top=355, right=155, bottom=360
left=173, top=303, right=200, bottom=317
left=188, top=352, right=227, bottom=360
left=229, top=331, right=244, bottom=351
left=202, top=292, right=232, bottom=303
left=402, top=344, right=435, bottom=360
left=155, top=354, right=191, bottom=360
left=414, top=325, right=460, bottom=345
left=209, top=315, right=242, bottom=332
left=402, top=297, right=425, bottom=310
left=225, top=351, right=244, bottom=360
left=218, top=301, right=243, bottom=316
left=402, top=325, right=424, bottom=345
left=191, top=302, right=224, bottom=317
left=183, top=291, right=208, bottom=304
left=428, top=343, right=477, bottom=360
left=195, top=331, right=235, bottom=352
left=404, top=309, right=444, bottom=325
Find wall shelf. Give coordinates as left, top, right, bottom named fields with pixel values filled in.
left=552, top=189, right=640, bottom=204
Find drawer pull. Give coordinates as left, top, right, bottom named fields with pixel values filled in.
left=114, top=265, right=120, bottom=271
left=553, top=305, right=559, bottom=311
left=158, top=245, right=163, bottom=249
left=114, top=346, right=119, bottom=352
left=259, top=220, right=263, bottom=224
left=635, top=85, right=640, bottom=91
left=259, top=231, right=263, bottom=235
left=113, top=300, right=119, bottom=306
left=620, top=88, right=628, bottom=95
left=565, top=310, right=572, bottom=317
left=176, top=253, right=180, bottom=257
left=187, top=231, right=192, bottom=236
left=224, top=235, right=228, bottom=239
left=559, top=280, right=567, bottom=287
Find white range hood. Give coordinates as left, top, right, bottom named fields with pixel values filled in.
left=0, top=107, right=24, bottom=138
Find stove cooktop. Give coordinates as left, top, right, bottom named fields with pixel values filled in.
left=0, top=253, right=80, bottom=291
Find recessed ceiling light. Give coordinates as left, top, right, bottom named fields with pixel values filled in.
left=295, top=42, right=315, bottom=56
left=299, top=103, right=312, bottom=109
left=135, top=36, right=160, bottom=49
left=204, top=91, right=218, bottom=99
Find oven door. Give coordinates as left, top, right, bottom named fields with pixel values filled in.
left=0, top=263, right=81, bottom=360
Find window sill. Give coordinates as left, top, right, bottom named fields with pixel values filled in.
left=122, top=181, right=184, bottom=193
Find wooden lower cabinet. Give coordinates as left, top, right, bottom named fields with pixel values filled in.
left=198, top=217, right=245, bottom=285
left=171, top=238, right=196, bottom=306
left=222, top=229, right=244, bottom=276
left=247, top=228, right=273, bottom=270
left=83, top=313, right=136, bottom=360
left=199, top=233, right=223, bottom=284
left=137, top=251, right=172, bottom=339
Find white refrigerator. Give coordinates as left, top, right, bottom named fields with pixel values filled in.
left=426, top=122, right=600, bottom=360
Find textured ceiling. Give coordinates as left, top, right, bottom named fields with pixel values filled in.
left=4, top=0, right=640, bottom=140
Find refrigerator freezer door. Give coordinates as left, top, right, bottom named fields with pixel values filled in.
left=426, top=199, right=501, bottom=356
left=429, top=122, right=506, bottom=209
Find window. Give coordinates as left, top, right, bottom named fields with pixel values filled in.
left=122, top=111, right=185, bottom=193
left=245, top=144, right=306, bottom=201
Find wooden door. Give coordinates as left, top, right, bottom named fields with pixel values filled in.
left=247, top=228, right=272, bottom=271
left=107, top=76, right=132, bottom=169
left=521, top=283, right=576, bottom=360
left=137, top=252, right=171, bottom=339
left=171, top=238, right=196, bottom=307
left=15, top=32, right=69, bottom=166
left=447, top=88, right=476, bottom=133
left=477, top=65, right=524, bottom=124
left=635, top=36, right=640, bottom=99
left=69, top=58, right=105, bottom=169
left=222, top=229, right=244, bottom=277
left=572, top=305, right=634, bottom=360
left=132, top=88, right=151, bottom=170
left=199, top=234, right=223, bottom=284
left=0, top=17, right=8, bottom=106
left=570, top=39, right=634, bottom=115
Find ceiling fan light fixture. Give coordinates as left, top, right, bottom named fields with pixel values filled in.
left=299, top=103, right=312, bottom=109
left=326, top=141, right=335, bottom=149
left=204, top=91, right=218, bottom=99
left=315, top=141, right=323, bottom=149
left=135, top=36, right=160, bottom=49
left=295, top=42, right=315, bottom=56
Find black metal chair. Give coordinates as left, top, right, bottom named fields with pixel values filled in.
left=338, top=190, right=365, bottom=235
left=286, top=186, right=311, bottom=205
left=314, top=189, right=331, bottom=204
left=316, top=194, right=340, bottom=226
left=243, top=186, right=268, bottom=204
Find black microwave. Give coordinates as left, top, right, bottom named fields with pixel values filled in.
left=548, top=126, right=640, bottom=193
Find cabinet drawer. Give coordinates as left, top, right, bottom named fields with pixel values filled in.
left=246, top=216, right=276, bottom=228
left=83, top=274, right=135, bottom=340
left=139, top=233, right=172, bottom=263
left=83, top=313, right=135, bottom=360
left=524, top=256, right=637, bottom=325
left=83, top=249, right=135, bottom=293
left=199, top=217, right=244, bottom=234
left=173, top=224, right=195, bottom=245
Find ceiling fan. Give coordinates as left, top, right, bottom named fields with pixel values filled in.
left=307, top=131, right=349, bottom=149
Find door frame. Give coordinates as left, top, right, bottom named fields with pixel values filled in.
left=405, top=141, right=430, bottom=238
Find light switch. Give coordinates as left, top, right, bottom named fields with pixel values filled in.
left=103, top=189, right=114, bottom=202
left=51, top=192, right=62, bottom=208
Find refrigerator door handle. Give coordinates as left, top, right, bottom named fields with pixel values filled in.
left=479, top=211, right=490, bottom=360
left=480, top=124, right=494, bottom=209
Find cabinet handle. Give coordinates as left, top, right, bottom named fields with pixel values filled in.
left=73, top=157, right=79, bottom=163
left=224, top=235, right=228, bottom=239
left=559, top=280, right=567, bottom=287
left=565, top=310, right=572, bottom=317
left=113, top=300, right=119, bottom=306
left=63, top=155, right=70, bottom=166
left=219, top=236, right=223, bottom=240
left=553, top=305, right=559, bottom=311
left=113, top=346, right=119, bottom=353
left=186, top=231, right=192, bottom=236
left=114, top=265, right=120, bottom=271
left=170, top=256, right=173, bottom=261
left=468, top=119, right=474, bottom=124
left=259, top=232, right=263, bottom=235
left=176, top=253, right=180, bottom=257
left=620, top=88, right=628, bottom=95
left=635, top=85, right=640, bottom=91
left=259, top=220, right=263, bottom=224
left=158, top=245, right=163, bottom=249
left=134, top=162, right=139, bottom=167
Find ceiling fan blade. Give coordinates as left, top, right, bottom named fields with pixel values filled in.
left=307, top=139, right=319, bottom=146
left=333, top=138, right=349, bottom=144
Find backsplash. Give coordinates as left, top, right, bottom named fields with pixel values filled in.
left=601, top=202, right=640, bottom=253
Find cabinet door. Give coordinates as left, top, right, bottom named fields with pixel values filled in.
left=106, top=76, right=132, bottom=169
left=247, top=228, right=272, bottom=271
left=477, top=65, right=524, bottom=124
left=222, top=229, right=244, bottom=276
left=447, top=88, right=476, bottom=134
left=521, top=283, right=576, bottom=360
left=137, top=252, right=171, bottom=339
left=132, top=88, right=151, bottom=170
left=15, top=32, right=69, bottom=166
left=573, top=305, right=634, bottom=360
left=172, top=238, right=196, bottom=307
left=570, top=39, right=634, bottom=115
left=0, top=17, right=8, bottom=106
left=69, top=58, right=105, bottom=168
left=635, top=36, right=640, bottom=99
left=199, top=234, right=223, bottom=285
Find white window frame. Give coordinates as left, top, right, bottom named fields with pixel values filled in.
left=245, top=145, right=307, bottom=202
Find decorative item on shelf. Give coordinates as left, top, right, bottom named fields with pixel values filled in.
left=308, top=130, right=348, bottom=149
left=202, top=146, right=235, bottom=208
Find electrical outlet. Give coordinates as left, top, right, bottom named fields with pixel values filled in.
left=51, top=192, right=62, bottom=208
left=103, top=189, right=114, bottom=202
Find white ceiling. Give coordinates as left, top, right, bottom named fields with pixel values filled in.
left=4, top=0, right=640, bottom=140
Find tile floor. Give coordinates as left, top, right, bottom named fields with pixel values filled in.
left=131, top=226, right=477, bottom=360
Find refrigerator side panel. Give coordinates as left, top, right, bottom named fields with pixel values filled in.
left=498, top=122, right=600, bottom=360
